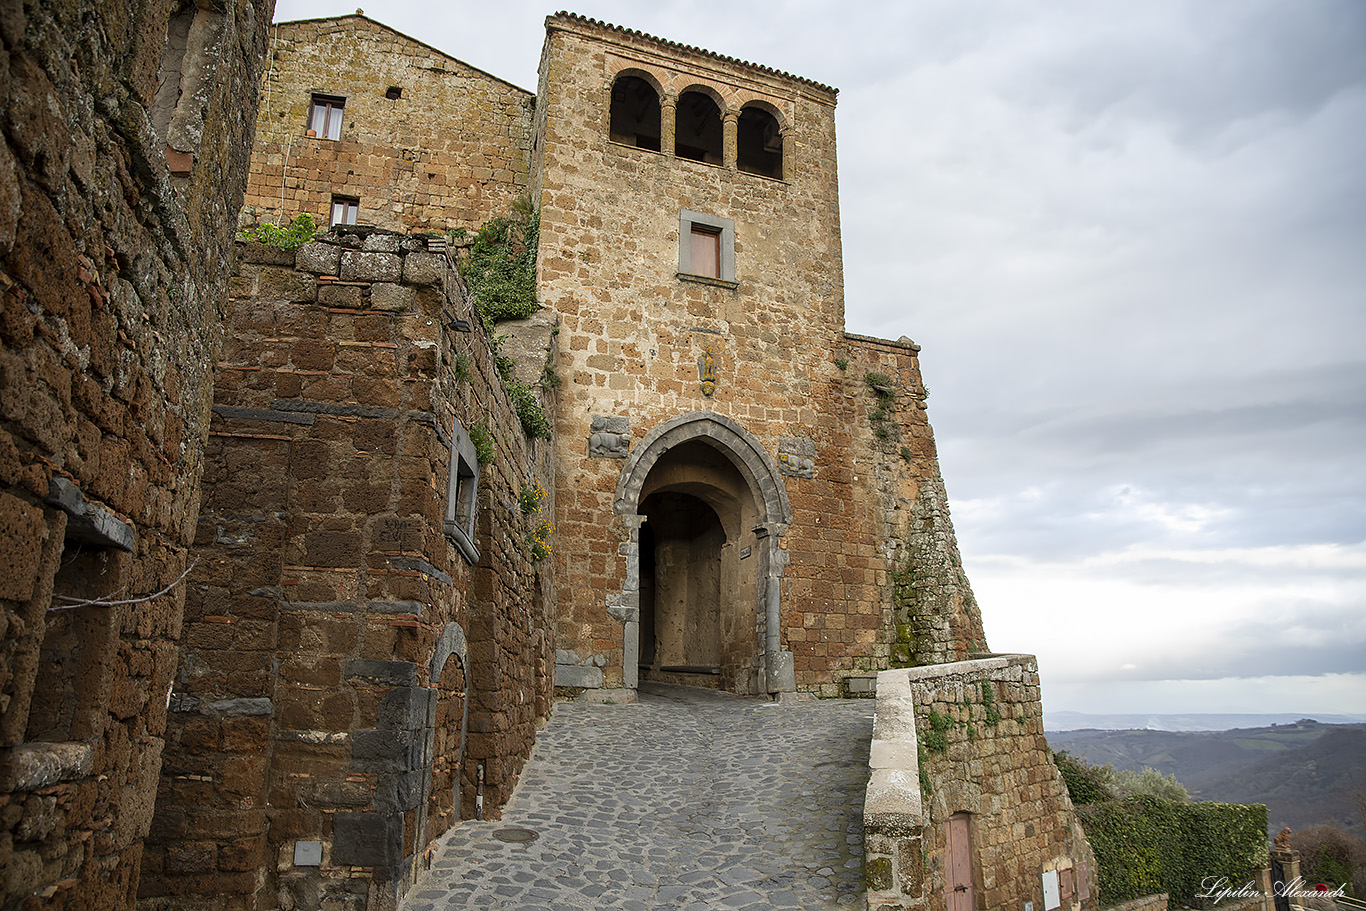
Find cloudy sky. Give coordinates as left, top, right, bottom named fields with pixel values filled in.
left=273, top=0, right=1366, bottom=718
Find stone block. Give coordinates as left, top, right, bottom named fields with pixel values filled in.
left=0, top=492, right=45, bottom=601
left=376, top=686, right=427, bottom=731
left=374, top=770, right=424, bottom=812
left=319, top=284, right=365, bottom=309
left=554, top=664, right=602, bottom=688
left=351, top=730, right=410, bottom=774
left=296, top=242, right=341, bottom=275
left=345, top=659, right=417, bottom=688
left=2, top=741, right=95, bottom=791
left=370, top=282, right=415, bottom=312
left=402, top=252, right=445, bottom=285
left=361, top=233, right=403, bottom=253
left=340, top=251, right=401, bottom=282
left=332, top=811, right=403, bottom=869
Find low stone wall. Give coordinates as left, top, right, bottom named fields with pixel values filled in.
left=1102, top=895, right=1169, bottom=911
left=865, top=656, right=1097, bottom=911
left=142, top=230, right=556, bottom=910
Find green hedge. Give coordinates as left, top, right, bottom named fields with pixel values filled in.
left=1077, top=796, right=1267, bottom=908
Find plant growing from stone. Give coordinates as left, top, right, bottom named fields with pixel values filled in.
left=458, top=197, right=539, bottom=322
left=864, top=371, right=895, bottom=440
left=237, top=213, right=319, bottom=249
left=469, top=422, right=496, bottom=465
left=519, top=481, right=545, bottom=515
left=521, top=479, right=553, bottom=562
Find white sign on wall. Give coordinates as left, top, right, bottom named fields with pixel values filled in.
left=1043, top=869, right=1061, bottom=911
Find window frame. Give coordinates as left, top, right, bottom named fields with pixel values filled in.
left=677, top=210, right=736, bottom=287
left=308, top=93, right=345, bottom=140
left=330, top=195, right=359, bottom=226
left=444, top=418, right=481, bottom=564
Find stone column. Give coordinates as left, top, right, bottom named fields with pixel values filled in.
left=660, top=96, right=676, bottom=157
left=723, top=110, right=738, bottom=169
left=758, top=524, right=795, bottom=695
left=1270, top=846, right=1301, bottom=911
left=607, top=514, right=647, bottom=690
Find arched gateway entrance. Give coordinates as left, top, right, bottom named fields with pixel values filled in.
left=613, top=412, right=795, bottom=696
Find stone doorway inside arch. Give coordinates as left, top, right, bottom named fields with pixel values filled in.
left=613, top=412, right=796, bottom=698
left=637, top=442, right=761, bottom=692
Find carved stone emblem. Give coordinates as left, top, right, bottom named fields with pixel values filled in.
left=588, top=415, right=630, bottom=458
left=778, top=437, right=815, bottom=479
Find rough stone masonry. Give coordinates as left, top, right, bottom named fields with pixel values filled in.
left=0, top=0, right=274, bottom=908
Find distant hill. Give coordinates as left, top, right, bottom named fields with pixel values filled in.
left=1187, top=727, right=1366, bottom=833
left=1048, top=720, right=1366, bottom=835
left=1046, top=711, right=1366, bottom=732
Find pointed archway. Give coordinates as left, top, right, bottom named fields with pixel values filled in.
left=612, top=412, right=794, bottom=696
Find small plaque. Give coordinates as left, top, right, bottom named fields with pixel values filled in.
left=294, top=840, right=323, bottom=867
left=740, top=546, right=751, bottom=559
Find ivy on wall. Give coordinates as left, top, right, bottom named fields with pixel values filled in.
left=457, top=198, right=553, bottom=442
left=1076, top=796, right=1268, bottom=908
left=457, top=196, right=539, bottom=323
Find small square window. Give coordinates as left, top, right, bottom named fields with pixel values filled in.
left=444, top=418, right=480, bottom=564
left=385, top=86, right=402, bottom=100
left=678, top=210, right=735, bottom=285
left=689, top=225, right=721, bottom=279
left=330, top=195, right=359, bottom=226
left=308, top=93, right=345, bottom=140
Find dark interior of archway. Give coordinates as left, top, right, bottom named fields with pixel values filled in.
left=638, top=491, right=724, bottom=678
left=609, top=75, right=660, bottom=151
left=737, top=106, right=782, bottom=178
left=675, top=91, right=723, bottom=164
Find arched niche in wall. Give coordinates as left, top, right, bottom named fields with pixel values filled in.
left=674, top=87, right=725, bottom=165
left=608, top=70, right=662, bottom=151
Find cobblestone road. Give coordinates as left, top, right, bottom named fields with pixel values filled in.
left=402, top=683, right=874, bottom=910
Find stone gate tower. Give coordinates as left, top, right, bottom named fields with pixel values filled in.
left=534, top=14, right=987, bottom=700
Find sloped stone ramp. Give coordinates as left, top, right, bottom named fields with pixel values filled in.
left=402, top=683, right=874, bottom=910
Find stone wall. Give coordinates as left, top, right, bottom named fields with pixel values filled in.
left=534, top=14, right=986, bottom=699
left=843, top=334, right=989, bottom=675
left=141, top=231, right=555, bottom=911
left=864, top=657, right=1096, bottom=911
left=0, top=0, right=271, bottom=907
left=242, top=15, right=534, bottom=234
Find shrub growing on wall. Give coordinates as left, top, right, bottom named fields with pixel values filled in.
left=459, top=198, right=539, bottom=322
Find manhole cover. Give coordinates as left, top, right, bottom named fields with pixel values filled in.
left=492, top=827, right=539, bottom=844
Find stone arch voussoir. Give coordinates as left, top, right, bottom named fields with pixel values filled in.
left=614, top=411, right=791, bottom=526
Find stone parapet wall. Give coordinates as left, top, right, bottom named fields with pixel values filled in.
left=243, top=15, right=534, bottom=234
left=865, top=657, right=1097, bottom=911
left=0, top=1, right=272, bottom=907
left=142, top=230, right=554, bottom=911
left=1102, top=895, right=1170, bottom=911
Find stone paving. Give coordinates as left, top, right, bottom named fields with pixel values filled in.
left=402, top=683, right=875, bottom=910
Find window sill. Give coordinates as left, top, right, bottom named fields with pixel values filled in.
left=676, top=272, right=738, bottom=290
left=444, top=521, right=480, bottom=565
left=738, top=167, right=788, bottom=184
left=607, top=138, right=663, bottom=155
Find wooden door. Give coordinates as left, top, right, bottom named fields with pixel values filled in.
left=946, top=812, right=975, bottom=911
